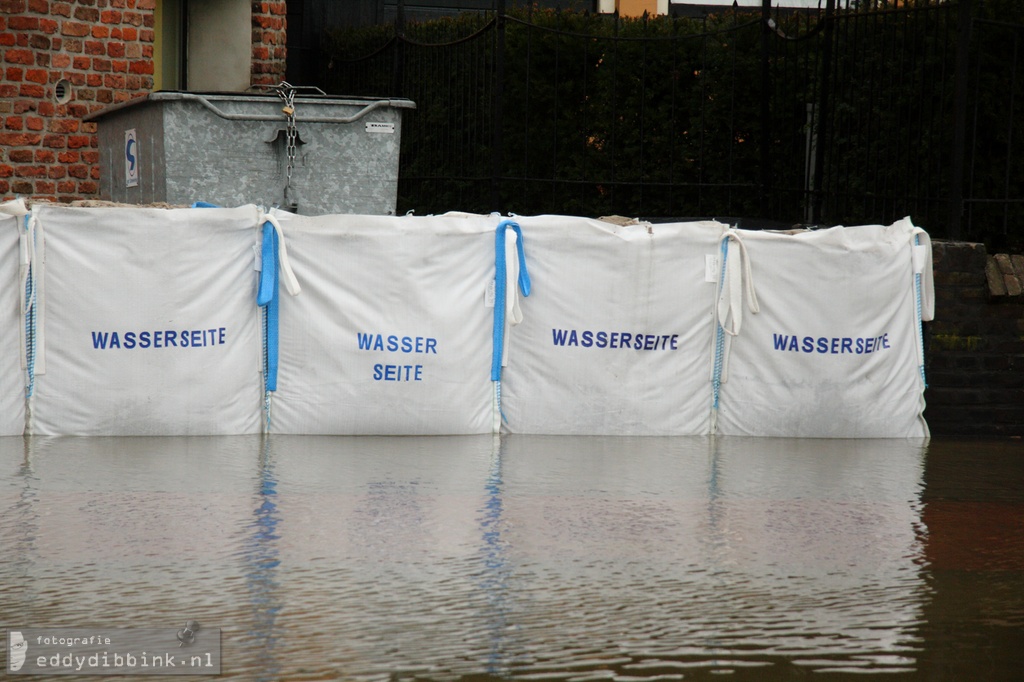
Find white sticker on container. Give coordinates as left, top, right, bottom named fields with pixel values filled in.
left=124, top=129, right=139, bottom=188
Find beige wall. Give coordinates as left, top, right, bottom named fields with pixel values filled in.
left=616, top=0, right=666, bottom=17
left=187, top=0, right=251, bottom=92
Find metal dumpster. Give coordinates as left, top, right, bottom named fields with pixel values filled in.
left=87, top=91, right=416, bottom=215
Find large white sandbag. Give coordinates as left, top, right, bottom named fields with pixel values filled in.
left=0, top=200, right=28, bottom=435
left=499, top=216, right=729, bottom=435
left=714, top=218, right=932, bottom=437
left=28, top=205, right=264, bottom=436
left=267, top=212, right=501, bottom=434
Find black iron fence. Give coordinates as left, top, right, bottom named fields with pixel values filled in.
left=312, top=0, right=1022, bottom=249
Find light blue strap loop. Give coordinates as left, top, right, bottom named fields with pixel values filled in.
left=491, top=219, right=530, bottom=382
left=258, top=221, right=280, bottom=392
left=257, top=222, right=277, bottom=307
left=23, top=214, right=36, bottom=400
left=256, top=214, right=300, bottom=417
left=191, top=201, right=220, bottom=208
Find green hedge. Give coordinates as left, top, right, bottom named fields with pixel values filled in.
left=321, top=3, right=1023, bottom=249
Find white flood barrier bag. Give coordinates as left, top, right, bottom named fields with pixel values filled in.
left=0, top=200, right=28, bottom=435
left=499, top=216, right=729, bottom=435
left=27, top=205, right=264, bottom=436
left=713, top=218, right=932, bottom=438
left=267, top=212, right=504, bottom=434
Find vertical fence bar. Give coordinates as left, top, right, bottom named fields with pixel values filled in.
left=948, top=0, right=973, bottom=240
left=393, top=0, right=405, bottom=96
left=1001, top=35, right=1018, bottom=237
left=811, top=0, right=836, bottom=225
left=727, top=9, right=739, bottom=213
left=611, top=11, right=620, bottom=210
left=760, top=0, right=772, bottom=217
left=491, top=0, right=507, bottom=211
left=699, top=15, right=708, bottom=215
left=550, top=20, right=560, bottom=211
left=582, top=18, right=589, bottom=212
left=669, top=16, right=679, bottom=218
left=640, top=12, right=648, bottom=214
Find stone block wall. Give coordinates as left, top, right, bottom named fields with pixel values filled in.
left=925, top=241, right=1024, bottom=437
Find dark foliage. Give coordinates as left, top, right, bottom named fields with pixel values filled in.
left=318, top=1, right=1023, bottom=249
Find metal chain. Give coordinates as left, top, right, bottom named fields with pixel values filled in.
left=272, top=82, right=299, bottom=208
left=266, top=82, right=326, bottom=210
left=278, top=82, right=299, bottom=204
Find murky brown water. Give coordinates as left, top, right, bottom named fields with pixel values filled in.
left=1, top=435, right=1021, bottom=681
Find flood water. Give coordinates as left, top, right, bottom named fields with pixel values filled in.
left=1, top=435, right=1021, bottom=681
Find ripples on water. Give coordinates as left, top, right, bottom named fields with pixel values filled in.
left=1, top=435, right=1021, bottom=681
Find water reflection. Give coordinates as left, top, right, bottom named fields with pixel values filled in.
left=916, top=438, right=1024, bottom=681
left=239, top=437, right=282, bottom=681
left=480, top=436, right=512, bottom=677
left=1, top=439, right=37, bottom=615
left=495, top=437, right=928, bottom=676
left=1, top=434, right=1020, bottom=680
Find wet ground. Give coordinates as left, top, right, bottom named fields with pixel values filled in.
left=1, top=435, right=1021, bottom=680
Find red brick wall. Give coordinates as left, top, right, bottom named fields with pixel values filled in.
left=1, top=0, right=287, bottom=204
left=251, top=1, right=286, bottom=89
left=1, top=0, right=157, bottom=202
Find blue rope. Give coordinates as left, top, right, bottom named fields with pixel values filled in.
left=711, top=237, right=730, bottom=412
left=23, top=215, right=35, bottom=400
left=262, top=304, right=271, bottom=431
left=495, top=380, right=508, bottom=426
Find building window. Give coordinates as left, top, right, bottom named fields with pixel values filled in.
left=155, top=0, right=185, bottom=91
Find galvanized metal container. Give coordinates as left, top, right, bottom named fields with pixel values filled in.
left=87, top=92, right=415, bottom=215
